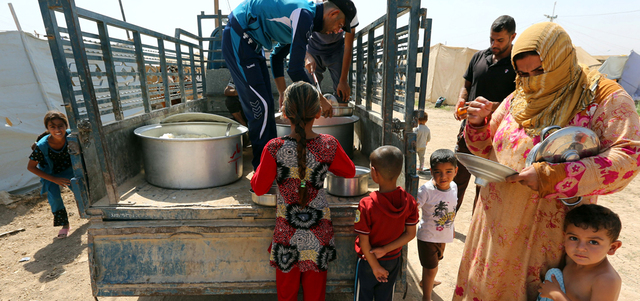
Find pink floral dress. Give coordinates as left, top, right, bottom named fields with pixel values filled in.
left=454, top=86, right=640, bottom=300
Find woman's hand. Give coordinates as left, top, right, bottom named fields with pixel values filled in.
left=319, top=94, right=333, bottom=118
left=506, top=165, right=539, bottom=191
left=467, top=96, right=492, bottom=126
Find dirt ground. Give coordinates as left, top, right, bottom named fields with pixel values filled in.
left=1, top=105, right=639, bottom=301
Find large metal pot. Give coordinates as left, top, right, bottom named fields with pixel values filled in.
left=134, top=122, right=248, bottom=189
left=276, top=115, right=359, bottom=158
left=325, top=166, right=370, bottom=197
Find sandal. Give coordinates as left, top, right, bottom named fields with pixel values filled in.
left=57, top=227, right=70, bottom=239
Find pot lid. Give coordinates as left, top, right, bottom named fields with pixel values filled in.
left=160, top=112, right=239, bottom=125
left=530, top=126, right=600, bottom=165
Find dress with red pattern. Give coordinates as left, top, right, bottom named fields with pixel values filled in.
left=454, top=85, right=640, bottom=300
left=251, top=134, right=355, bottom=272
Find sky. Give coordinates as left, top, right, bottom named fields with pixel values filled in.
left=1, top=0, right=639, bottom=56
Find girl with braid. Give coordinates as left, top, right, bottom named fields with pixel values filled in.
left=251, top=81, right=355, bottom=301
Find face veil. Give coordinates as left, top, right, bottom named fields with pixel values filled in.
left=509, top=22, right=603, bottom=136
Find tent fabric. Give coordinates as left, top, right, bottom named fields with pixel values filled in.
left=574, top=46, right=602, bottom=70
left=619, top=50, right=640, bottom=100
left=598, top=55, right=629, bottom=80
left=0, top=31, right=64, bottom=193
left=420, top=44, right=606, bottom=105
left=421, top=43, right=478, bottom=105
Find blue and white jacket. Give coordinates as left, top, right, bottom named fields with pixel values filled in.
left=232, top=0, right=324, bottom=83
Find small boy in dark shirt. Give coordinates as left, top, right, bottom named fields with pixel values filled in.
left=354, top=145, right=419, bottom=301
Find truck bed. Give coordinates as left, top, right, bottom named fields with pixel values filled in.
left=91, top=148, right=376, bottom=209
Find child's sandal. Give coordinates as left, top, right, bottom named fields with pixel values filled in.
left=57, top=227, right=70, bottom=239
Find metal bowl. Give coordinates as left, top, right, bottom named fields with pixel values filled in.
left=325, top=166, right=370, bottom=197
left=455, top=153, right=518, bottom=187
left=251, top=186, right=278, bottom=206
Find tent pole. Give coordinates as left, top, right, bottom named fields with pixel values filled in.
left=8, top=3, right=56, bottom=112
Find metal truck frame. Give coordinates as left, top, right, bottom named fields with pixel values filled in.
left=38, top=0, right=431, bottom=297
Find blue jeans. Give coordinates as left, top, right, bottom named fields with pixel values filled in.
left=41, top=168, right=73, bottom=226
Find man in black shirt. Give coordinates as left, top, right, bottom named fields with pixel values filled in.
left=453, top=15, right=517, bottom=213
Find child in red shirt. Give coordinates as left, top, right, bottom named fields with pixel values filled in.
left=354, top=145, right=419, bottom=301
left=251, top=81, right=355, bottom=301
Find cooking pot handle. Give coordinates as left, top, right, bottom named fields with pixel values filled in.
left=540, top=125, right=562, bottom=142
left=561, top=196, right=582, bottom=206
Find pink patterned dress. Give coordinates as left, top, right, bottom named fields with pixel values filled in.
left=453, top=86, right=640, bottom=300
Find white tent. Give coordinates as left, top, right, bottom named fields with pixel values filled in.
left=599, top=55, right=628, bottom=80
left=421, top=43, right=478, bottom=105
left=0, top=31, right=64, bottom=193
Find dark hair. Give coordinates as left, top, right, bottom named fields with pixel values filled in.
left=43, top=111, right=69, bottom=129
left=370, top=145, right=403, bottom=180
left=512, top=50, right=539, bottom=65
left=283, top=81, right=321, bottom=207
left=564, top=204, right=622, bottom=242
left=491, top=15, right=516, bottom=35
left=430, top=149, right=457, bottom=169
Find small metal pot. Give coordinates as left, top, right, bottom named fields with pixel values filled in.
left=252, top=186, right=278, bottom=206
left=525, top=125, right=600, bottom=206
left=325, top=166, right=370, bottom=197
left=525, top=126, right=600, bottom=167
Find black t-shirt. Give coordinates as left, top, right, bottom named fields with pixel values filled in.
left=29, top=139, right=72, bottom=175
left=463, top=48, right=516, bottom=103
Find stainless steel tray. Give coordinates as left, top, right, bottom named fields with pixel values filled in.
left=455, top=153, right=518, bottom=186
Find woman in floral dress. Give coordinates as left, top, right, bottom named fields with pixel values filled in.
left=454, top=22, right=640, bottom=300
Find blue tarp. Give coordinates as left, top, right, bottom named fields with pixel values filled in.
left=619, top=50, right=640, bottom=100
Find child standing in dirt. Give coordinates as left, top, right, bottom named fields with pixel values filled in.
left=416, top=149, right=458, bottom=301
left=251, top=81, right=355, bottom=301
left=354, top=145, right=419, bottom=301
left=27, top=111, right=73, bottom=239
left=538, top=204, right=623, bottom=301
left=414, top=113, right=431, bottom=172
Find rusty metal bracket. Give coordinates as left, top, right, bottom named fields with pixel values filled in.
left=77, top=119, right=92, bottom=146
left=391, top=118, right=404, bottom=134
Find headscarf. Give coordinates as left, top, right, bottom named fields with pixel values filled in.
left=509, top=22, right=603, bottom=136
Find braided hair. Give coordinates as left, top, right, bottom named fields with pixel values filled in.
left=282, top=82, right=321, bottom=207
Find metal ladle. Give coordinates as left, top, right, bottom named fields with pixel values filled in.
left=225, top=122, right=232, bottom=137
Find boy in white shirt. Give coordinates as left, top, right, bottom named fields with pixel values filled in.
left=416, top=149, right=458, bottom=301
